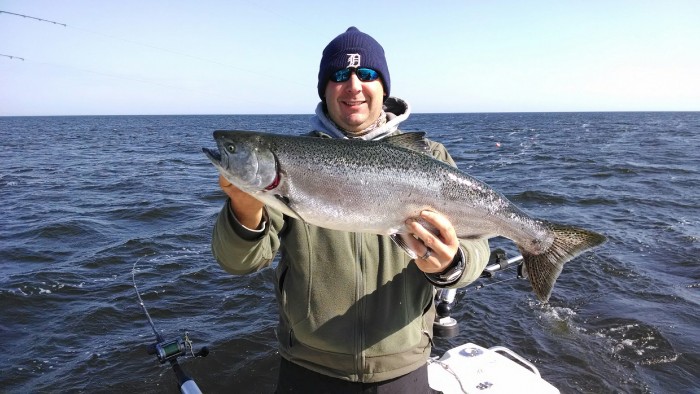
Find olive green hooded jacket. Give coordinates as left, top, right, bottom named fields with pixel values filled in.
left=211, top=98, right=490, bottom=383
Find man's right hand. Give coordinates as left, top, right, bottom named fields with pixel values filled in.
left=218, top=175, right=265, bottom=230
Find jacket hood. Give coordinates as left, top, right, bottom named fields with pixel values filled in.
left=310, top=97, right=411, bottom=140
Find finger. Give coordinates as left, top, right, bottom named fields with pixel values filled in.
left=419, top=210, right=459, bottom=248
left=218, top=175, right=252, bottom=203
left=398, top=232, right=423, bottom=257
left=405, top=214, right=454, bottom=258
left=411, top=245, right=443, bottom=273
left=405, top=212, right=459, bottom=272
left=398, top=231, right=436, bottom=264
left=405, top=219, right=438, bottom=251
left=400, top=223, right=447, bottom=274
left=218, top=175, right=233, bottom=188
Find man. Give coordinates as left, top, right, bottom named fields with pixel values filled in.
left=211, top=27, right=490, bottom=393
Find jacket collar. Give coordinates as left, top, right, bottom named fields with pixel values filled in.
left=310, top=97, right=411, bottom=141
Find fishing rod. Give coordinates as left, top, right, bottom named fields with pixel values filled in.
left=0, top=53, right=25, bottom=61
left=0, top=10, right=67, bottom=26
left=132, top=261, right=209, bottom=394
left=433, top=248, right=526, bottom=338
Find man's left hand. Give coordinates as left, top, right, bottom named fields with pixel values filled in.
left=402, top=210, right=460, bottom=273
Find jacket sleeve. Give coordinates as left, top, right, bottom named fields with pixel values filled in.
left=427, top=140, right=491, bottom=289
left=211, top=199, right=283, bottom=275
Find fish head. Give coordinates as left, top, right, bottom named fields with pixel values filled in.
left=202, top=130, right=278, bottom=193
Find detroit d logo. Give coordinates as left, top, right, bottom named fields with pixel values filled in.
left=347, top=53, right=361, bottom=68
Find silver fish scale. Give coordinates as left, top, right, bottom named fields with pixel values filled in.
left=206, top=130, right=606, bottom=301
left=259, top=134, right=551, bottom=248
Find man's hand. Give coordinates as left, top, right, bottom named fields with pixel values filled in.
left=402, top=210, right=460, bottom=273
left=218, top=175, right=265, bottom=230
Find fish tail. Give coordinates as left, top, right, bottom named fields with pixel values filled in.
left=518, top=222, right=606, bottom=302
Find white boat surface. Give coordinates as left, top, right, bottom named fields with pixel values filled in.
left=428, top=342, right=559, bottom=393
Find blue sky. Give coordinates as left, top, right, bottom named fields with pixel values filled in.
left=1, top=1, right=698, bottom=116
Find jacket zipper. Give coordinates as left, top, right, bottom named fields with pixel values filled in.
left=354, top=232, right=365, bottom=381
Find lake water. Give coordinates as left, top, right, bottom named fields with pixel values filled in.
left=1, top=112, right=698, bottom=393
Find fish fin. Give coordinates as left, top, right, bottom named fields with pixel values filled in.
left=518, top=222, right=606, bottom=302
left=390, top=234, right=417, bottom=259
left=382, top=132, right=430, bottom=154
left=274, top=194, right=307, bottom=224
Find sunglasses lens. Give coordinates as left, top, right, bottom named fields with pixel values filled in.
left=331, top=69, right=351, bottom=82
left=356, top=68, right=379, bottom=81
left=330, top=68, right=379, bottom=83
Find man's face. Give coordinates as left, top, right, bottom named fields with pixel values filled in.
left=324, top=71, right=385, bottom=134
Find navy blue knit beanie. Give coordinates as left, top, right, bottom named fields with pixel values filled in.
left=317, top=26, right=390, bottom=101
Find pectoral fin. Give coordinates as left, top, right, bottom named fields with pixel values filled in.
left=390, top=234, right=417, bottom=259
left=274, top=194, right=307, bottom=224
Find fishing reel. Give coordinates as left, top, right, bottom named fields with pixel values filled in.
left=133, top=261, right=209, bottom=394
left=144, top=332, right=209, bottom=394
left=146, top=332, right=209, bottom=364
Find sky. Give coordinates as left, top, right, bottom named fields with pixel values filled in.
left=1, top=1, right=699, bottom=116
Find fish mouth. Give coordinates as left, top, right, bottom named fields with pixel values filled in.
left=202, top=147, right=222, bottom=165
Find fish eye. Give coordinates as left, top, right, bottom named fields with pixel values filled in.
left=225, top=144, right=236, bottom=153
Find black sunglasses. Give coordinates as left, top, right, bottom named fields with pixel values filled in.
left=330, top=67, right=380, bottom=83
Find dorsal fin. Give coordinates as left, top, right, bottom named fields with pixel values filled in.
left=381, top=132, right=430, bottom=154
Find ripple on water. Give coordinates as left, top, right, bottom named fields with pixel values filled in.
left=585, top=318, right=679, bottom=366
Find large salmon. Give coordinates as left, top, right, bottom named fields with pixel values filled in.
left=203, top=130, right=606, bottom=301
